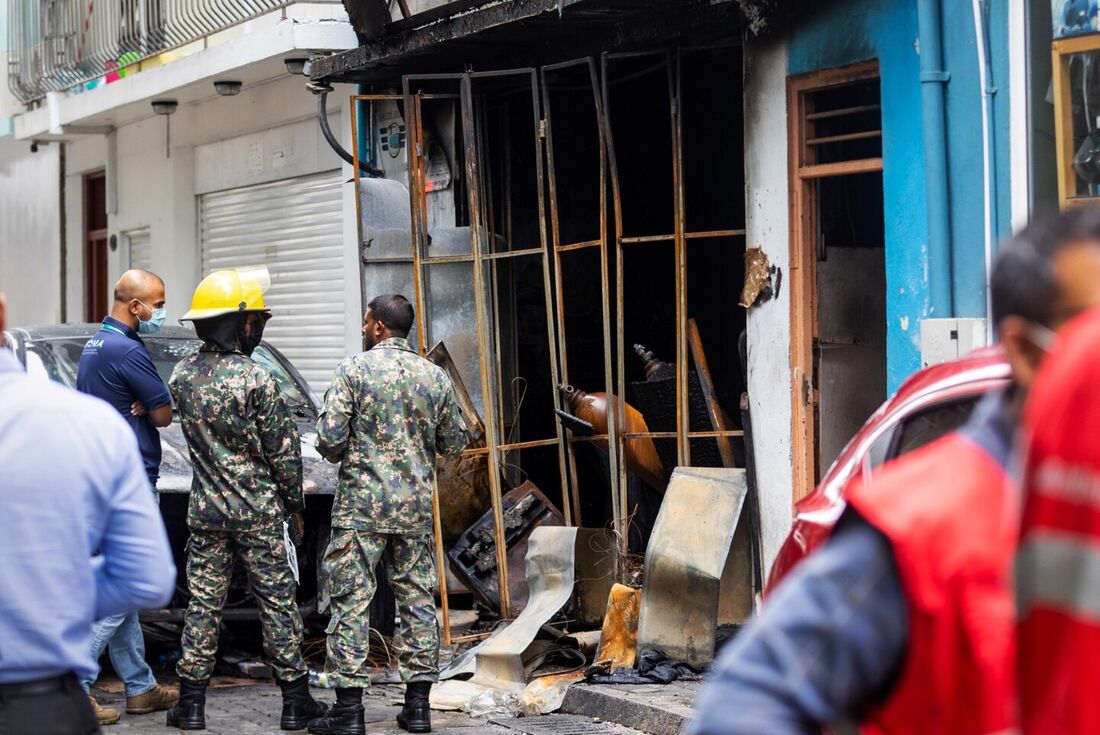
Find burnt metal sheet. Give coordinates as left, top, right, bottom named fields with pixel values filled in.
left=448, top=482, right=564, bottom=618
left=311, top=1, right=742, bottom=85
left=636, top=467, right=749, bottom=669
left=434, top=526, right=591, bottom=702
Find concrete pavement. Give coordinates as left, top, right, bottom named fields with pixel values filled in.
left=92, top=679, right=654, bottom=735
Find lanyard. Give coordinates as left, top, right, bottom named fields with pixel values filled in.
left=101, top=322, right=129, bottom=338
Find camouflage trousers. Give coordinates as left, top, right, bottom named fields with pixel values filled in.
left=176, top=527, right=307, bottom=683
left=322, top=530, right=439, bottom=688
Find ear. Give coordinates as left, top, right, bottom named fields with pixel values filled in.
left=0, top=293, right=7, bottom=333
left=999, top=315, right=1045, bottom=392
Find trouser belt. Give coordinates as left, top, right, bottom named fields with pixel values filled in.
left=0, top=674, right=75, bottom=701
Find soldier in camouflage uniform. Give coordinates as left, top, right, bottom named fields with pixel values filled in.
left=166, top=267, right=328, bottom=732
left=307, top=294, right=469, bottom=735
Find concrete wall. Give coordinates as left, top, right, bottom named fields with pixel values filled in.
left=0, top=137, right=61, bottom=326
left=743, top=38, right=794, bottom=570
left=56, top=73, right=359, bottom=356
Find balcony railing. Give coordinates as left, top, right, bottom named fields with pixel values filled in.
left=6, top=0, right=321, bottom=105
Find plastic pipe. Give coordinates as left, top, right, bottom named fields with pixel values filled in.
left=972, top=0, right=998, bottom=332
left=917, top=0, right=954, bottom=317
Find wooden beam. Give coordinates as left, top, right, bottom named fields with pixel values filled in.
left=797, top=157, right=883, bottom=180
left=687, top=318, right=737, bottom=469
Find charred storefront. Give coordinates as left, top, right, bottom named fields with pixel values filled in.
left=311, top=0, right=767, bottom=658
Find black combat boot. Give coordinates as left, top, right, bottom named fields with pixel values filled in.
left=396, top=682, right=432, bottom=733
left=306, top=687, right=365, bottom=735
left=278, top=676, right=330, bottom=731
left=165, top=678, right=208, bottom=730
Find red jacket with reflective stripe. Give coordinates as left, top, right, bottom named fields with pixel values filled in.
left=1019, top=307, right=1100, bottom=734
left=845, top=432, right=1018, bottom=735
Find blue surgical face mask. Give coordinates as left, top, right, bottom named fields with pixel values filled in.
left=137, top=301, right=166, bottom=334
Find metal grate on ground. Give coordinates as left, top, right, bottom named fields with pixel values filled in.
left=490, top=714, right=647, bottom=735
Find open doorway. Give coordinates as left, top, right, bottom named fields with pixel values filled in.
left=788, top=62, right=887, bottom=498
left=83, top=171, right=108, bottom=322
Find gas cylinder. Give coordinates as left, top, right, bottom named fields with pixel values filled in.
left=559, top=384, right=667, bottom=493
left=634, top=344, right=676, bottom=382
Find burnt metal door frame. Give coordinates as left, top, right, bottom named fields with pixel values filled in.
left=541, top=56, right=620, bottom=538
left=399, top=69, right=569, bottom=629
left=601, top=49, right=746, bottom=545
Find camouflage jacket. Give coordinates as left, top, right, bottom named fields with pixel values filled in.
left=169, top=344, right=305, bottom=531
left=316, top=337, right=469, bottom=534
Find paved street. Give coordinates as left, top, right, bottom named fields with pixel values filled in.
left=92, top=679, right=647, bottom=735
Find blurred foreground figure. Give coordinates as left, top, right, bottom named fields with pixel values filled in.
left=690, top=208, right=1100, bottom=735
left=1018, top=305, right=1100, bottom=733
left=0, top=291, right=176, bottom=735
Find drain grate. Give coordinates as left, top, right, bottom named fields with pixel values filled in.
left=490, top=714, right=643, bottom=735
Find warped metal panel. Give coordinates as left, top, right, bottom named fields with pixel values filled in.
left=636, top=466, right=749, bottom=669
left=200, top=170, right=345, bottom=394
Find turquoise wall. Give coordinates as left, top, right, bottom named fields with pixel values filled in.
left=788, top=0, right=928, bottom=392
left=787, top=0, right=1013, bottom=392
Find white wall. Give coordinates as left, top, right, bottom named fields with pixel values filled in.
left=102, top=74, right=347, bottom=325
left=0, top=137, right=61, bottom=326
left=743, top=38, right=794, bottom=570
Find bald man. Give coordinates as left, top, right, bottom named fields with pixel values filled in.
left=77, top=269, right=178, bottom=724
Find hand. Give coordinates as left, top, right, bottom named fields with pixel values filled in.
left=293, top=512, right=305, bottom=540
left=130, top=401, right=148, bottom=417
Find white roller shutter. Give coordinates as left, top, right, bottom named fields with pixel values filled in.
left=127, top=227, right=151, bottom=271
left=200, top=170, right=345, bottom=395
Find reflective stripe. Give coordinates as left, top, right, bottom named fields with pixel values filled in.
left=1017, top=530, right=1100, bottom=621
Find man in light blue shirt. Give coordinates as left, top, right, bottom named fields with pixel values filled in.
left=0, top=291, right=176, bottom=735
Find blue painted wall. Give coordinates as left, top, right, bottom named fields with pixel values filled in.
left=788, top=0, right=928, bottom=392
left=787, top=0, right=1013, bottom=392
left=941, top=0, right=1013, bottom=315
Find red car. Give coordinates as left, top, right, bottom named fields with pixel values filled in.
left=764, top=347, right=1012, bottom=595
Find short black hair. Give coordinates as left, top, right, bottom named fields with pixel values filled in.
left=367, top=294, right=414, bottom=337
left=991, top=207, right=1100, bottom=326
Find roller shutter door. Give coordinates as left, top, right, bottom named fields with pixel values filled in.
left=199, top=170, right=345, bottom=395
left=127, top=227, right=151, bottom=271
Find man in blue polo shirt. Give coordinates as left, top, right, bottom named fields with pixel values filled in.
left=77, top=269, right=179, bottom=725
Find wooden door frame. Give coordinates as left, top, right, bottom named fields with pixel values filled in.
left=787, top=60, right=882, bottom=505
left=83, top=170, right=108, bottom=321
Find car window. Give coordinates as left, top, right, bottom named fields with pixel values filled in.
left=865, top=397, right=980, bottom=473
left=252, top=346, right=311, bottom=410
left=23, top=336, right=311, bottom=410
left=893, top=398, right=978, bottom=456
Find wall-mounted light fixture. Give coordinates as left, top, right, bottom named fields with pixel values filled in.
left=151, top=99, right=178, bottom=157
left=284, top=58, right=309, bottom=76
left=151, top=99, right=178, bottom=116
left=214, top=80, right=242, bottom=96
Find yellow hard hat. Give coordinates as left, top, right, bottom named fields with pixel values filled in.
left=180, top=266, right=271, bottom=321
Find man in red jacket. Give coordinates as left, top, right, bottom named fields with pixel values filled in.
left=1018, top=304, right=1100, bottom=734
left=691, top=207, right=1100, bottom=735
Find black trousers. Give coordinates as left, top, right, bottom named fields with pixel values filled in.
left=0, top=674, right=99, bottom=735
